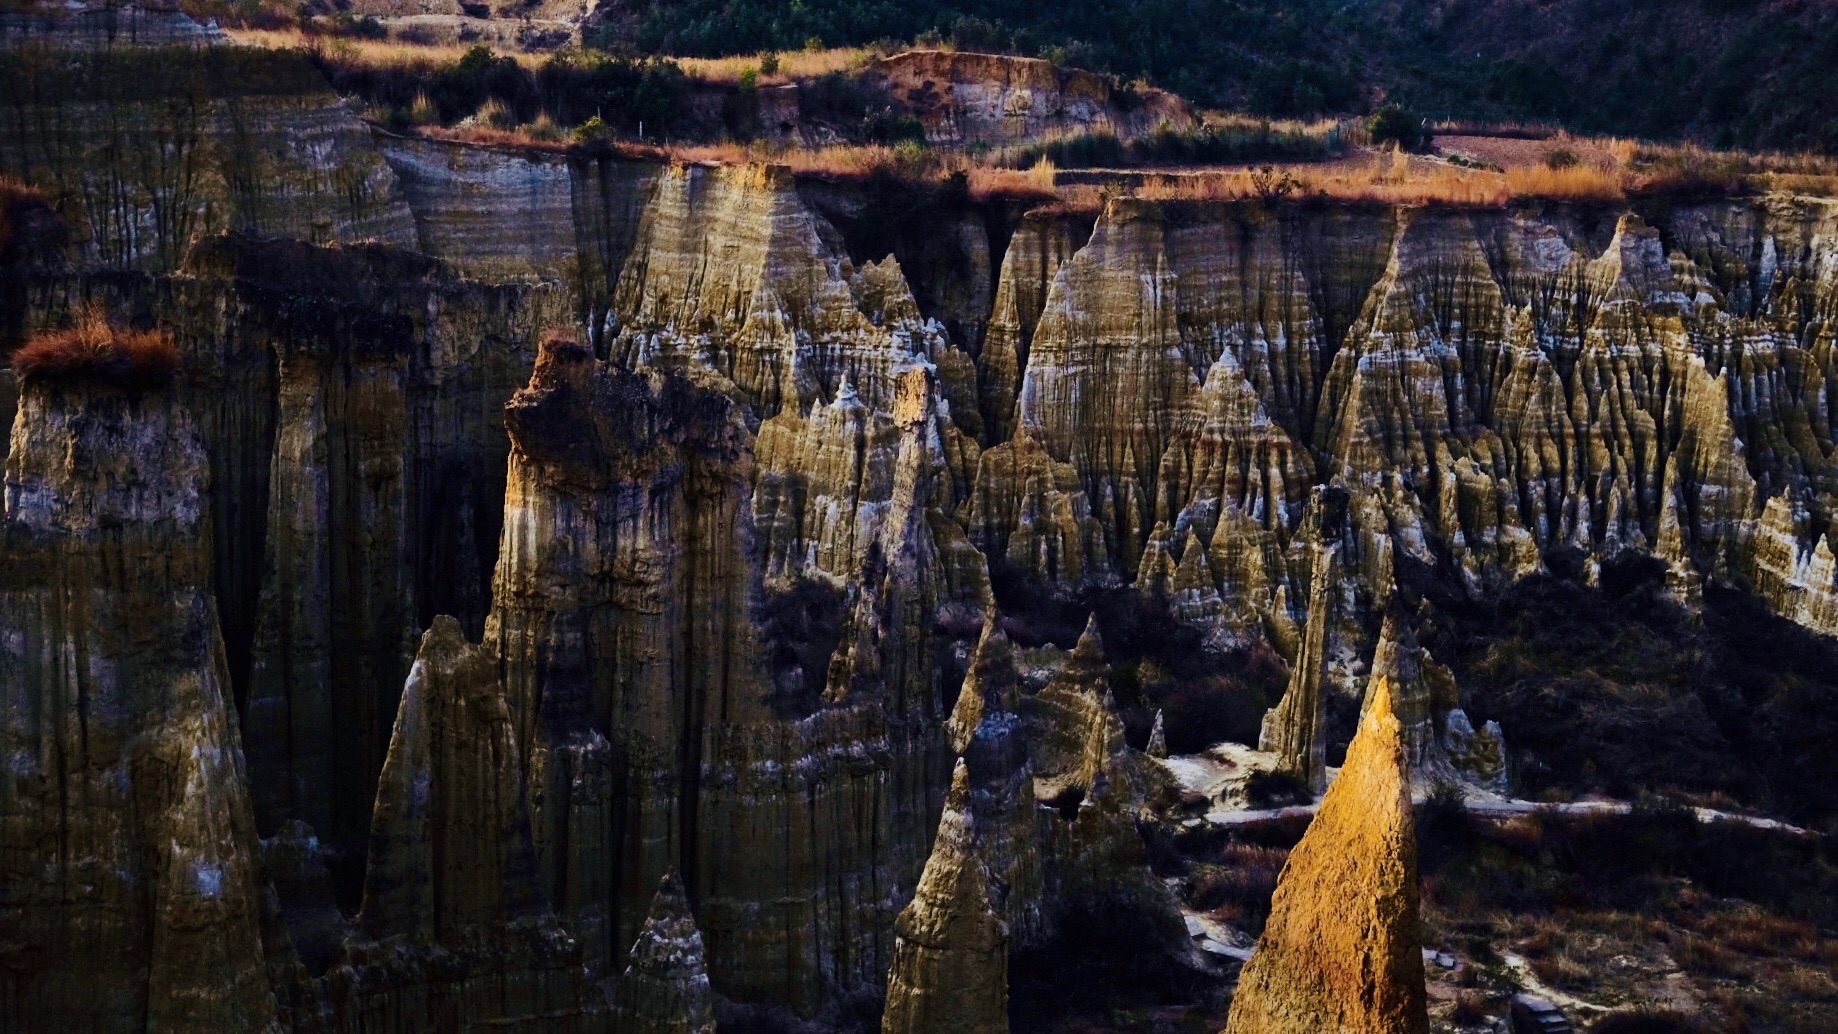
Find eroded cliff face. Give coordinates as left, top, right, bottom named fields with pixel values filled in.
left=486, top=338, right=966, bottom=1011
left=872, top=51, right=1193, bottom=146
left=14, top=48, right=1838, bottom=1026
left=0, top=44, right=413, bottom=271
left=0, top=371, right=276, bottom=1032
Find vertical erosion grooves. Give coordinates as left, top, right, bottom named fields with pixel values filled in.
left=21, top=235, right=573, bottom=866
left=488, top=340, right=965, bottom=1013
left=980, top=194, right=1838, bottom=644
left=0, top=374, right=277, bottom=1032
left=0, top=44, right=415, bottom=273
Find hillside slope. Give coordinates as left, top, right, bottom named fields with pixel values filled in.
left=595, top=0, right=1838, bottom=151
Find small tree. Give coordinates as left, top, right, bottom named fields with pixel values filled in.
left=1367, top=102, right=1428, bottom=151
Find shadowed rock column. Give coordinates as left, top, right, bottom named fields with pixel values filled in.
left=1259, top=542, right=1337, bottom=794
left=881, top=760, right=1009, bottom=1034
left=338, top=614, right=604, bottom=1031
left=360, top=615, right=542, bottom=938
left=612, top=871, right=718, bottom=1034
left=0, top=365, right=276, bottom=1031
left=1225, top=677, right=1428, bottom=1034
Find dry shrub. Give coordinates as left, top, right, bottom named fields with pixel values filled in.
left=1186, top=842, right=1286, bottom=934
left=1528, top=951, right=1593, bottom=989
left=12, top=309, right=180, bottom=388
left=676, top=46, right=874, bottom=86
left=1449, top=991, right=1489, bottom=1026
left=1674, top=933, right=1750, bottom=980
left=1695, top=906, right=1819, bottom=960
left=1590, top=1009, right=1709, bottom=1034
left=421, top=123, right=572, bottom=153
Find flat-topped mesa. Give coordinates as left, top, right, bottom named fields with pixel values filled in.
left=1225, top=678, right=1429, bottom=1034
left=881, top=761, right=1010, bottom=1034
left=606, top=161, right=977, bottom=428
left=612, top=872, right=718, bottom=1034
left=0, top=369, right=277, bottom=1031
left=872, top=50, right=1193, bottom=146
left=1260, top=541, right=1338, bottom=795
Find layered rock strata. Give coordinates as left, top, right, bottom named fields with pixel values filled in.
left=486, top=338, right=956, bottom=1011
left=0, top=367, right=277, bottom=1031
left=611, top=873, right=718, bottom=1034
left=0, top=45, right=413, bottom=271
left=880, top=761, right=1010, bottom=1034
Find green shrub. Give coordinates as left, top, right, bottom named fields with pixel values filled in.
left=1367, top=102, right=1428, bottom=151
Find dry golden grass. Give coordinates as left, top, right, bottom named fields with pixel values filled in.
left=231, top=27, right=874, bottom=86
left=12, top=307, right=180, bottom=388
left=1111, top=152, right=1633, bottom=207
left=675, top=46, right=878, bottom=86
left=226, top=27, right=528, bottom=68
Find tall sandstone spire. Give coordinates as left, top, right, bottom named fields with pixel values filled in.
left=882, top=760, right=1010, bottom=1034
left=1226, top=677, right=1428, bottom=1034
left=1259, top=542, right=1338, bottom=794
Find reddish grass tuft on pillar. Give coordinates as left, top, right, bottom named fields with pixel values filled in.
left=12, top=308, right=181, bottom=389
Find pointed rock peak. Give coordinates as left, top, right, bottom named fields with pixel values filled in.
left=615, top=869, right=717, bottom=1034
left=414, top=614, right=475, bottom=671
left=1172, top=534, right=1213, bottom=587
left=1147, top=709, right=1168, bottom=758
left=627, top=869, right=709, bottom=978
left=946, top=757, right=973, bottom=815
left=834, top=372, right=860, bottom=405
left=1225, top=673, right=1426, bottom=1034
left=1071, top=614, right=1105, bottom=666
left=950, top=623, right=1019, bottom=754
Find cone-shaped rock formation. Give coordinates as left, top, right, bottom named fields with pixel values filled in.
left=882, top=760, right=1010, bottom=1034
left=612, top=871, right=718, bottom=1034
left=1225, top=677, right=1428, bottom=1034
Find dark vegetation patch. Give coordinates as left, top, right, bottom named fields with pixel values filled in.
left=1184, top=842, right=1286, bottom=935
left=988, top=560, right=1289, bottom=755
left=1412, top=800, right=1838, bottom=1031
left=796, top=72, right=925, bottom=144
left=1241, top=769, right=1310, bottom=810
left=1402, top=551, right=1838, bottom=832
left=595, top=0, right=1838, bottom=151
left=1007, top=894, right=1215, bottom=1034
left=12, top=310, right=180, bottom=389
left=315, top=45, right=693, bottom=138
left=1590, top=1010, right=1713, bottom=1034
